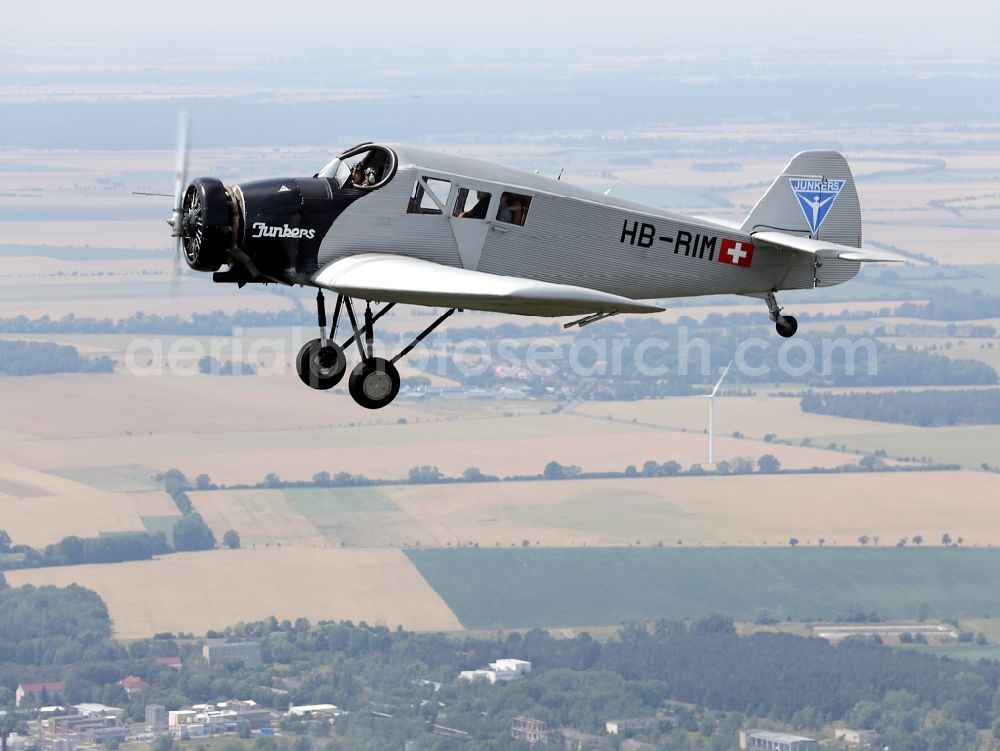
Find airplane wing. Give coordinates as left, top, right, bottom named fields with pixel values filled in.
left=311, top=253, right=664, bottom=317
left=751, top=231, right=906, bottom=262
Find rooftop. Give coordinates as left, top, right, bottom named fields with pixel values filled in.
left=746, top=729, right=816, bottom=743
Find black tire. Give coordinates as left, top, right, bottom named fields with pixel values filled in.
left=296, top=339, right=347, bottom=390
left=348, top=357, right=400, bottom=409
left=775, top=315, right=798, bottom=338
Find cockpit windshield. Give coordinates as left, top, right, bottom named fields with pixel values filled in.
left=317, top=144, right=397, bottom=190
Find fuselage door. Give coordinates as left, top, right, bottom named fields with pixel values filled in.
left=449, top=186, right=493, bottom=270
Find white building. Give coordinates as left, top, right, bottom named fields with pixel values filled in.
left=286, top=705, right=341, bottom=719
left=459, top=659, right=532, bottom=685
left=740, top=730, right=818, bottom=751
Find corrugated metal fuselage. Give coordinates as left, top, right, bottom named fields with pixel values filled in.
left=315, top=163, right=819, bottom=303
left=234, top=145, right=861, bottom=305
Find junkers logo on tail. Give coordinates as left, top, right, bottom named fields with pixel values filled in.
left=251, top=222, right=316, bottom=239
left=788, top=177, right=846, bottom=234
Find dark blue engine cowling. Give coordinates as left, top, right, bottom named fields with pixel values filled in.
left=239, top=177, right=364, bottom=283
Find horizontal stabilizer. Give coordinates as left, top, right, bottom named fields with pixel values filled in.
left=752, top=231, right=906, bottom=263
left=312, top=253, right=664, bottom=317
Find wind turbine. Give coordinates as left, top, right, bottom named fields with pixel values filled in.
left=695, top=360, right=732, bottom=464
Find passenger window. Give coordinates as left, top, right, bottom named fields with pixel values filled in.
left=496, top=192, right=532, bottom=226
left=453, top=188, right=492, bottom=219
left=406, top=177, right=451, bottom=215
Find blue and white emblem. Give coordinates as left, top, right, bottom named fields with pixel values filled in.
left=789, top=177, right=846, bottom=234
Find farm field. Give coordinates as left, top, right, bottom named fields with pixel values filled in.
left=0, top=373, right=868, bottom=487
left=406, top=547, right=1000, bottom=629
left=570, top=397, right=1000, bottom=468
left=191, top=471, right=999, bottom=550
left=5, top=548, right=463, bottom=639
left=0, top=461, right=154, bottom=546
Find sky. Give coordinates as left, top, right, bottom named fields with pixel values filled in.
left=4, top=0, right=1000, bottom=61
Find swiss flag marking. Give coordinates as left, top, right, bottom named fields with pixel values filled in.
left=719, top=238, right=755, bottom=268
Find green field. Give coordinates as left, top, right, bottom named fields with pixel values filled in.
left=140, top=516, right=179, bottom=545
left=48, top=465, right=160, bottom=492
left=811, top=425, right=1000, bottom=467
left=406, top=547, right=1000, bottom=629
left=284, top=487, right=399, bottom=514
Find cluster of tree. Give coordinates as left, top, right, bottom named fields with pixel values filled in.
left=801, top=388, right=1000, bottom=426
left=0, top=583, right=115, bottom=667
left=896, top=289, right=1000, bottom=321
left=0, top=529, right=170, bottom=571
left=157, top=470, right=218, bottom=551
left=0, top=340, right=114, bottom=376
left=197, top=357, right=258, bottom=376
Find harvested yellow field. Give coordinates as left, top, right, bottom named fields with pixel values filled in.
left=0, top=491, right=147, bottom=547
left=129, top=491, right=181, bottom=517
left=0, top=375, right=860, bottom=487
left=0, top=373, right=426, bottom=441
left=377, top=471, right=1000, bottom=549
left=5, top=548, right=463, bottom=638
left=193, top=489, right=326, bottom=547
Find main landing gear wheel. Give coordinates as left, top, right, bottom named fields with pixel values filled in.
left=297, top=339, right=347, bottom=390
left=775, top=315, right=798, bottom=338
left=348, top=357, right=400, bottom=409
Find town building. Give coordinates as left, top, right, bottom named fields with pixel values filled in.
left=511, top=716, right=548, bottom=745
left=154, top=656, right=182, bottom=669
left=168, top=700, right=274, bottom=735
left=560, top=728, right=602, bottom=750
left=15, top=683, right=64, bottom=708
left=606, top=718, right=665, bottom=735
left=145, top=704, right=167, bottom=727
left=459, top=658, right=532, bottom=685
left=118, top=676, right=149, bottom=697
left=834, top=729, right=876, bottom=746
left=285, top=705, right=341, bottom=719
left=203, top=642, right=261, bottom=668
left=73, top=704, right=123, bottom=719
left=739, top=729, right=819, bottom=751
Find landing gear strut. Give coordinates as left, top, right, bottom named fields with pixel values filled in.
left=764, top=291, right=798, bottom=338
left=295, top=291, right=456, bottom=409
left=297, top=291, right=347, bottom=389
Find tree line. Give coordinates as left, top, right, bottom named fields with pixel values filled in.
left=0, top=340, right=114, bottom=376
left=0, top=530, right=169, bottom=571
left=801, top=388, right=1000, bottom=426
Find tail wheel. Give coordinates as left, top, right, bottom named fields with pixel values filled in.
left=348, top=357, right=400, bottom=409
left=297, top=339, right=347, bottom=390
left=775, top=315, right=798, bottom=338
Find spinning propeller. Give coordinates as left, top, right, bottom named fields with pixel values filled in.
left=167, top=111, right=190, bottom=295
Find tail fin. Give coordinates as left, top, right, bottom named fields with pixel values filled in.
left=741, top=151, right=861, bottom=248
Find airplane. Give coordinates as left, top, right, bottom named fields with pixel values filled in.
left=167, top=124, right=901, bottom=410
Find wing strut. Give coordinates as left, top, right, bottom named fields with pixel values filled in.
left=563, top=311, right=619, bottom=329
left=391, top=308, right=457, bottom=365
